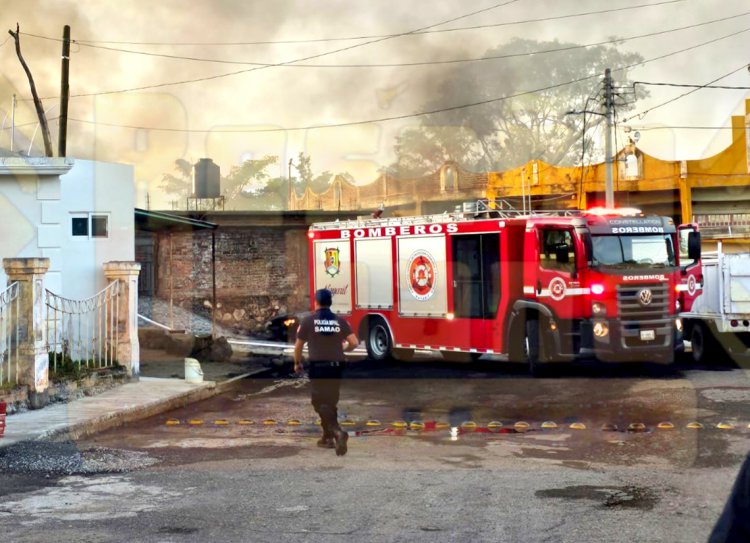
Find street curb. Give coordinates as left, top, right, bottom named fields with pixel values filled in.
left=21, top=367, right=272, bottom=444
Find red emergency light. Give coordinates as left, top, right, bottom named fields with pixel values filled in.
left=586, top=207, right=642, bottom=217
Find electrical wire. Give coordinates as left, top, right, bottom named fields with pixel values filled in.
left=622, top=62, right=750, bottom=122
left=30, top=0, right=521, bottom=100
left=20, top=10, right=748, bottom=69
left=19, top=0, right=688, bottom=47
left=64, top=24, right=750, bottom=134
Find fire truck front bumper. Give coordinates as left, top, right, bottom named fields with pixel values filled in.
left=579, top=317, right=682, bottom=364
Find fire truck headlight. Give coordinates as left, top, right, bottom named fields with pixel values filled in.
left=592, top=302, right=606, bottom=316
left=591, top=284, right=605, bottom=295
left=446, top=312, right=455, bottom=321
left=593, top=321, right=609, bottom=338
left=675, top=318, right=683, bottom=332
left=675, top=300, right=681, bottom=312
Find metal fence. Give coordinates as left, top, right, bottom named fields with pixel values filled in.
left=45, top=282, right=120, bottom=373
left=0, top=282, right=20, bottom=386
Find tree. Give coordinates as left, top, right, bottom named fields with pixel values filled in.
left=159, top=158, right=192, bottom=199
left=389, top=39, right=648, bottom=176
left=221, top=155, right=278, bottom=206
left=291, top=152, right=334, bottom=194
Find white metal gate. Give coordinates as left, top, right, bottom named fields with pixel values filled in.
left=0, top=282, right=20, bottom=386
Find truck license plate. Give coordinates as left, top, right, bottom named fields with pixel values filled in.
left=640, top=330, right=656, bottom=341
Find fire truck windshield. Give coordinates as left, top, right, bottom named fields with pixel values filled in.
left=590, top=234, right=676, bottom=269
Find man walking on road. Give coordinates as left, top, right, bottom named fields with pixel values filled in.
left=294, top=289, right=359, bottom=456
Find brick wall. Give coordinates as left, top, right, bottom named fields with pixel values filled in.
left=155, top=225, right=309, bottom=334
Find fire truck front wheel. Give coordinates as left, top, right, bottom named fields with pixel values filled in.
left=366, top=321, right=393, bottom=361
left=525, top=319, right=548, bottom=377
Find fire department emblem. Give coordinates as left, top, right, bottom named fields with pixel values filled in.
left=638, top=288, right=653, bottom=306
left=687, top=275, right=697, bottom=296
left=407, top=250, right=437, bottom=301
left=548, top=277, right=567, bottom=301
left=324, top=247, right=341, bottom=277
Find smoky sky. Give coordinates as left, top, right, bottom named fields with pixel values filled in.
left=2, top=0, right=748, bottom=205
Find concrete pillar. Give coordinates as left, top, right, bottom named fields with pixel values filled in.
left=3, top=258, right=50, bottom=393
left=679, top=177, right=693, bottom=224
left=103, top=261, right=141, bottom=377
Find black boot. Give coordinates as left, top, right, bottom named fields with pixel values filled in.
left=318, top=404, right=348, bottom=456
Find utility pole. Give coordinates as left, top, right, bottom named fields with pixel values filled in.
left=58, top=25, right=71, bottom=157
left=10, top=94, right=16, bottom=152
left=287, top=158, right=293, bottom=210
left=603, top=68, right=615, bottom=208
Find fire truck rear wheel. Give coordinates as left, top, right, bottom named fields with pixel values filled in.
left=366, top=322, right=393, bottom=361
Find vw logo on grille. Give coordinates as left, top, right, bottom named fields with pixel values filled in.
left=638, top=288, right=653, bottom=306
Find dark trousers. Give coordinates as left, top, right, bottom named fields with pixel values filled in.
left=309, top=361, right=343, bottom=438
left=710, top=452, right=750, bottom=542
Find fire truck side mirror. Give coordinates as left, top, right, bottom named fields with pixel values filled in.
left=687, top=231, right=701, bottom=261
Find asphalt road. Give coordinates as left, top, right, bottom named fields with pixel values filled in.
left=2, top=356, right=750, bottom=542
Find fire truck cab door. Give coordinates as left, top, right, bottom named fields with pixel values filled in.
left=677, top=224, right=702, bottom=312
left=531, top=226, right=583, bottom=320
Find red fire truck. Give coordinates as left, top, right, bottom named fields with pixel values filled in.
left=307, top=203, right=701, bottom=375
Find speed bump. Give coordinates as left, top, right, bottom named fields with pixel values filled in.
left=514, top=421, right=531, bottom=430
left=717, top=422, right=736, bottom=430
left=628, top=422, right=647, bottom=432
left=601, top=423, right=618, bottom=432
left=262, top=419, right=278, bottom=425
left=541, top=421, right=558, bottom=429
left=286, top=419, right=302, bottom=426
left=569, top=422, right=587, bottom=430
left=365, top=420, right=382, bottom=427
left=188, top=419, right=204, bottom=426
left=165, top=419, right=181, bottom=426
left=657, top=422, right=675, bottom=430
left=237, top=419, right=254, bottom=425
left=435, top=421, right=450, bottom=430
left=409, top=421, right=425, bottom=431
left=340, top=419, right=356, bottom=427
left=487, top=421, right=504, bottom=429
left=686, top=422, right=704, bottom=429
left=214, top=419, right=230, bottom=426
left=391, top=420, right=408, bottom=428
left=460, top=421, right=478, bottom=429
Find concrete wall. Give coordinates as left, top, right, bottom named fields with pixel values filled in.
left=0, top=158, right=135, bottom=298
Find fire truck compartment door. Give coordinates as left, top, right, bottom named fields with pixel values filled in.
left=355, top=238, right=393, bottom=309
left=313, top=239, right=352, bottom=314
left=397, top=235, right=447, bottom=316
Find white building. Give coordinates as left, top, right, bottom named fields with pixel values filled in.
left=0, top=156, right=135, bottom=298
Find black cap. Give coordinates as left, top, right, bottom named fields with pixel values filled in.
left=314, top=288, right=333, bottom=307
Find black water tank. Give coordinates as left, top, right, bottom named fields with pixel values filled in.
left=194, top=158, right=220, bottom=198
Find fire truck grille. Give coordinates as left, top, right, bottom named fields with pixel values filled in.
left=616, top=283, right=669, bottom=320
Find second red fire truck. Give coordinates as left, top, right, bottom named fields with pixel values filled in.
left=307, top=203, right=701, bottom=375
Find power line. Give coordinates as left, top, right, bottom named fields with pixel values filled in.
left=66, top=26, right=750, bottom=135
left=622, top=62, right=750, bottom=122
left=20, top=0, right=688, bottom=47
left=34, top=0, right=522, bottom=100
left=628, top=125, right=745, bottom=130
left=20, top=10, right=748, bottom=69
left=632, top=80, right=750, bottom=90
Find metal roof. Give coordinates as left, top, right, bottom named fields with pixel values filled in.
left=134, top=208, right=217, bottom=232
